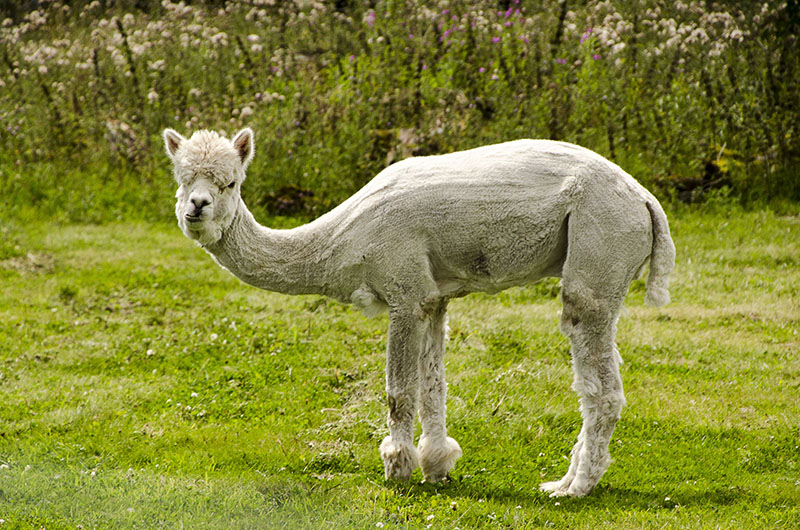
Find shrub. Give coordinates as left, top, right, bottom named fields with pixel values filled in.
left=1, top=0, right=798, bottom=223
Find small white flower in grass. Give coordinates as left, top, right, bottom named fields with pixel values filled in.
left=147, top=90, right=159, bottom=103
left=375, top=523, right=384, bottom=528
left=146, top=349, right=155, bottom=356
left=191, top=392, right=199, bottom=398
left=0, top=464, right=9, bottom=470
left=554, top=501, right=560, bottom=506
left=426, top=515, right=434, bottom=521
left=240, top=106, right=253, bottom=119
left=38, top=65, right=48, bottom=75
left=247, top=34, right=260, bottom=42
left=210, top=333, right=218, bottom=341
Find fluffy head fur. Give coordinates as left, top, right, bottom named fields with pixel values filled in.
left=163, top=128, right=254, bottom=246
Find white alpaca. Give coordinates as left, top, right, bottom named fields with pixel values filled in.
left=163, top=128, right=675, bottom=497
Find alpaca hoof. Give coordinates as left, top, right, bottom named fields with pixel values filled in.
left=566, top=479, right=594, bottom=497
left=540, top=478, right=572, bottom=497
left=380, top=436, right=420, bottom=481
left=540, top=476, right=593, bottom=498
left=419, top=435, right=462, bottom=483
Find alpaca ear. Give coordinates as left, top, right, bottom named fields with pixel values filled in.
left=163, top=129, right=185, bottom=159
left=232, top=128, right=255, bottom=167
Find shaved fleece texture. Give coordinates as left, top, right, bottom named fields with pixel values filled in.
left=164, top=128, right=675, bottom=497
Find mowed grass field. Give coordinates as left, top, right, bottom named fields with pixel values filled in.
left=0, top=208, right=798, bottom=529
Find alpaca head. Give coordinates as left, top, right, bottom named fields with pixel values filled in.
left=163, top=128, right=254, bottom=246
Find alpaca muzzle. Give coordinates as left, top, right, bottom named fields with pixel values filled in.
left=186, top=195, right=211, bottom=222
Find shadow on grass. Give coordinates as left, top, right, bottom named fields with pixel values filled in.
left=384, top=474, right=747, bottom=513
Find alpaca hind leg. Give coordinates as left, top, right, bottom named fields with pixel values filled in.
left=417, top=300, right=462, bottom=482
left=541, top=283, right=626, bottom=497
left=380, top=307, right=425, bottom=481
left=540, top=423, right=586, bottom=494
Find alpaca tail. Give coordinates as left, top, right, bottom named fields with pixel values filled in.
left=644, top=201, right=676, bottom=307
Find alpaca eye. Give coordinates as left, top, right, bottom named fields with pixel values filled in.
left=226, top=182, right=235, bottom=190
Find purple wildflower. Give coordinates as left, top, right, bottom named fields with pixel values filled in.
left=580, top=28, right=593, bottom=43
left=492, top=36, right=501, bottom=43
left=555, top=58, right=567, bottom=65
left=479, top=67, right=486, bottom=73
left=592, top=53, right=602, bottom=60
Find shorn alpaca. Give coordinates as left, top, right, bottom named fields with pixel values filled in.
left=163, top=128, right=675, bottom=497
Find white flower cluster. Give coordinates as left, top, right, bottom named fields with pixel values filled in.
left=584, top=0, right=752, bottom=60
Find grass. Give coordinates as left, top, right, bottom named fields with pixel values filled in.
left=0, top=208, right=799, bottom=529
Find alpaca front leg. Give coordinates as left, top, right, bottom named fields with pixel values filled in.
left=380, top=308, right=424, bottom=481
left=417, top=300, right=462, bottom=483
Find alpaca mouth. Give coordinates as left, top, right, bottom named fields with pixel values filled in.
left=184, top=213, right=204, bottom=224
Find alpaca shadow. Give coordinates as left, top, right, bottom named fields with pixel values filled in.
left=390, top=476, right=744, bottom=512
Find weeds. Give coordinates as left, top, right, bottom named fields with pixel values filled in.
left=1, top=1, right=798, bottom=226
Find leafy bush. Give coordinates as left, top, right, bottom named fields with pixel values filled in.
left=1, top=0, right=798, bottom=223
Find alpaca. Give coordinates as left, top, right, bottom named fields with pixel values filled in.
left=163, top=128, right=675, bottom=497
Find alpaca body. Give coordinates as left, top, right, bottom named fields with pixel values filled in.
left=210, top=140, right=665, bottom=309
left=164, top=129, right=675, bottom=497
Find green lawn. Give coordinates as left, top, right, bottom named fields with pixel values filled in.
left=0, top=209, right=798, bottom=529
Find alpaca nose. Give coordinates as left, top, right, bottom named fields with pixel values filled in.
left=190, top=196, right=210, bottom=211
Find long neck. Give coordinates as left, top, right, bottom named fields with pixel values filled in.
left=203, top=200, right=331, bottom=297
